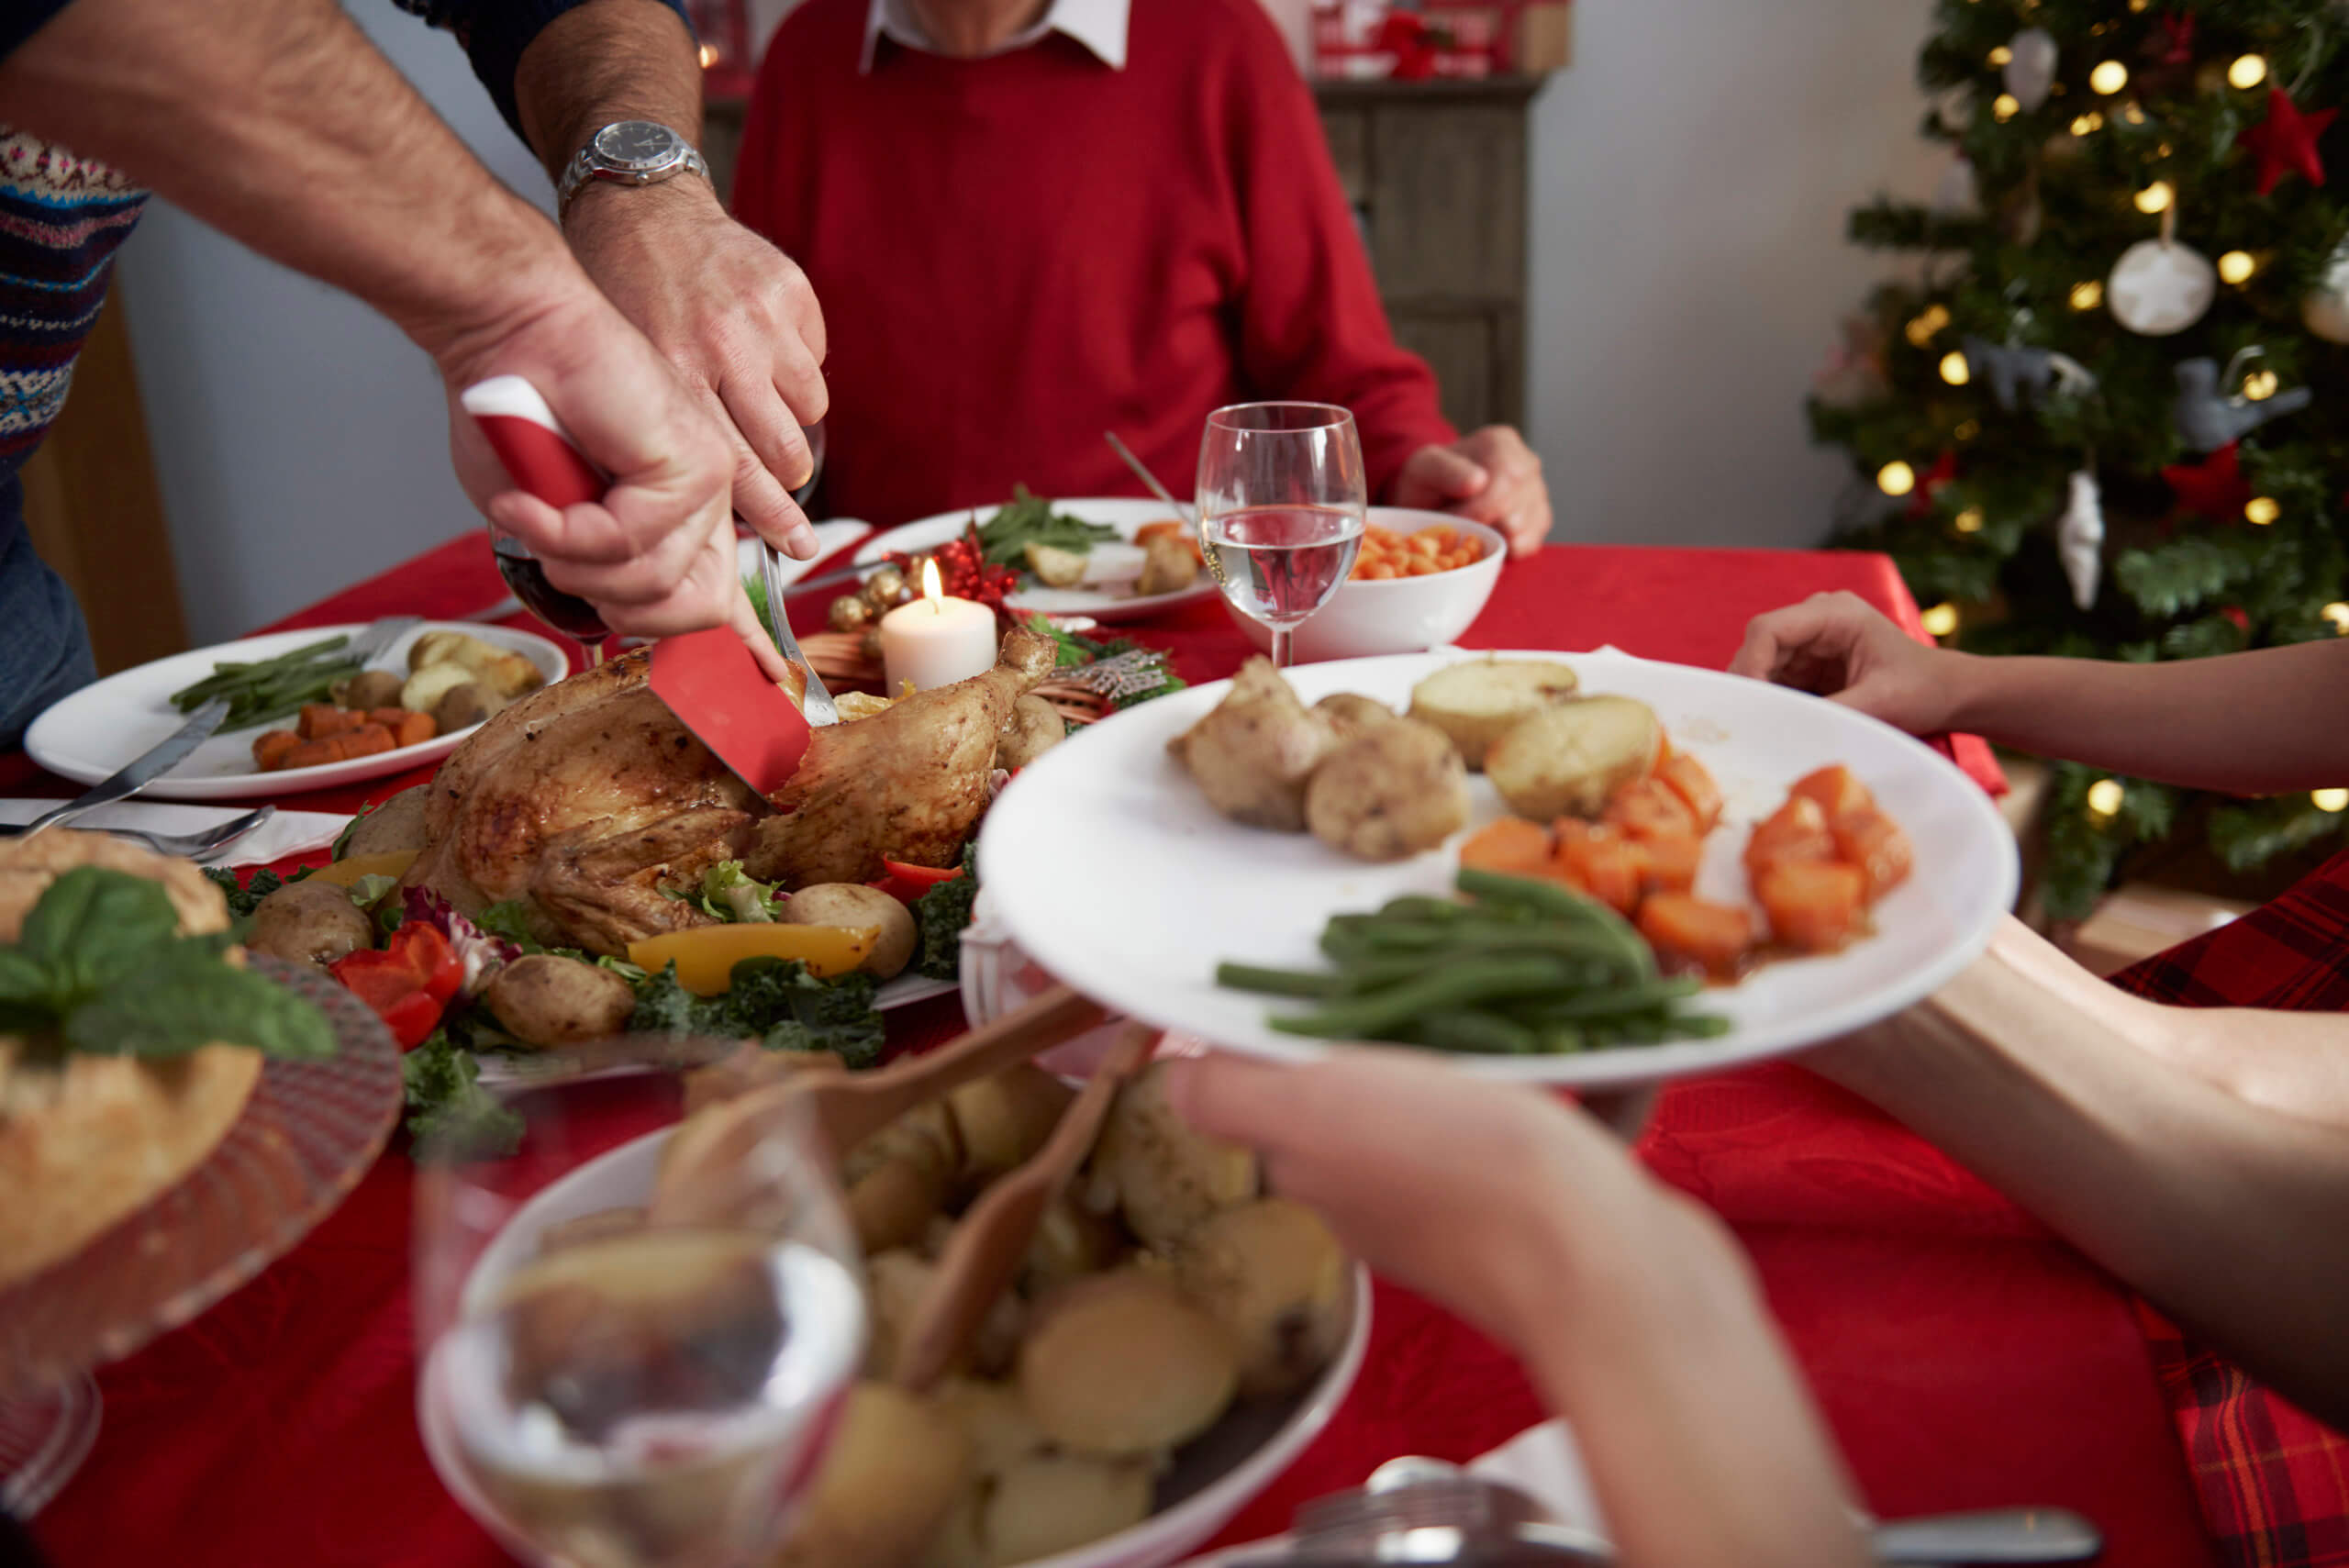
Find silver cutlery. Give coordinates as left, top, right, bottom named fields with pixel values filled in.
left=1105, top=430, right=1226, bottom=586
left=759, top=539, right=839, bottom=725
left=0, top=803, right=275, bottom=862
left=17, top=696, right=232, bottom=839
left=350, top=615, right=423, bottom=668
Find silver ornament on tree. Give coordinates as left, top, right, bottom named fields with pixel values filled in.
left=1962, top=336, right=2099, bottom=411
left=2172, top=351, right=2313, bottom=450
left=2056, top=470, right=2105, bottom=612
left=2004, top=28, right=2058, bottom=111
left=1933, top=157, right=1981, bottom=217
left=2304, top=236, right=2349, bottom=344
left=2108, top=205, right=2215, bottom=336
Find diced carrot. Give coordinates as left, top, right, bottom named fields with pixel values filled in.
left=1553, top=821, right=1646, bottom=915
left=338, top=723, right=395, bottom=759
left=1603, top=777, right=1699, bottom=841
left=1637, top=832, right=1703, bottom=895
left=1638, top=894, right=1755, bottom=975
left=283, top=738, right=344, bottom=770
left=251, top=730, right=301, bottom=771
left=1790, top=764, right=1874, bottom=819
left=1361, top=563, right=1396, bottom=580
left=1743, top=795, right=1836, bottom=877
left=1832, top=806, right=1914, bottom=903
left=1135, top=520, right=1186, bottom=545
left=298, top=704, right=362, bottom=740
left=1654, top=753, right=1723, bottom=833
left=369, top=707, right=434, bottom=748
left=1755, top=860, right=1868, bottom=953
left=1460, top=817, right=1555, bottom=877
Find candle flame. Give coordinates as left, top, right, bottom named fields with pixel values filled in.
left=921, top=557, right=944, bottom=611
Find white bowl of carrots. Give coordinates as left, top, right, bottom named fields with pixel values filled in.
left=1230, top=509, right=1505, bottom=664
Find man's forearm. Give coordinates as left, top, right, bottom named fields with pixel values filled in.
left=1809, top=918, right=2349, bottom=1426
left=0, top=0, right=570, bottom=366
left=1947, top=639, right=2349, bottom=793
left=513, top=0, right=704, bottom=184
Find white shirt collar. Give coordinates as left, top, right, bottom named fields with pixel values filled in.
left=860, top=0, right=1130, bottom=72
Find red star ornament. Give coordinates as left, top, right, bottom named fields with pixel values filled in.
left=2163, top=441, right=2253, bottom=524
left=1905, top=450, right=1958, bottom=520
left=2237, top=88, right=2338, bottom=195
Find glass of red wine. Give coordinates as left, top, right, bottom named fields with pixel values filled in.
left=494, top=536, right=610, bottom=669
left=1196, top=403, right=1368, bottom=669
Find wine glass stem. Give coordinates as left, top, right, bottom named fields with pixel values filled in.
left=1270, top=625, right=1296, bottom=669
left=580, top=637, right=606, bottom=671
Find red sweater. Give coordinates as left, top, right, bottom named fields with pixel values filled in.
left=733, top=0, right=1455, bottom=527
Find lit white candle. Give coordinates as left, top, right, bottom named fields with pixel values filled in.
left=881, top=559, right=999, bottom=693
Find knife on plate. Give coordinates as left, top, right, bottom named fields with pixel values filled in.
left=20, top=695, right=232, bottom=838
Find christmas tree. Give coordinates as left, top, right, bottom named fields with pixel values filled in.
left=1814, top=0, right=2349, bottom=918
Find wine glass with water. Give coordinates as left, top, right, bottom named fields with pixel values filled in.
left=1196, top=403, right=1368, bottom=668
left=415, top=1066, right=865, bottom=1568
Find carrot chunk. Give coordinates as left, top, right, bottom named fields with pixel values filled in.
left=1789, top=764, right=1874, bottom=820
left=1638, top=894, right=1755, bottom=975
left=1603, top=776, right=1698, bottom=842
left=1553, top=821, right=1646, bottom=915
left=1636, top=832, right=1703, bottom=895
left=1460, top=817, right=1555, bottom=877
left=1743, top=795, right=1837, bottom=877
left=251, top=730, right=301, bottom=771
left=1654, top=753, right=1723, bottom=833
left=370, top=708, right=434, bottom=748
left=338, top=723, right=395, bottom=759
left=1831, top=806, right=1914, bottom=903
left=1755, top=860, right=1868, bottom=953
left=297, top=704, right=361, bottom=740
left=283, top=738, right=343, bottom=770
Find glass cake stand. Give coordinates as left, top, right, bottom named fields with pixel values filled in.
left=0, top=957, right=403, bottom=1516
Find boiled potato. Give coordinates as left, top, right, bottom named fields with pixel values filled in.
left=1134, top=532, right=1197, bottom=596
left=784, top=884, right=916, bottom=980
left=1304, top=718, right=1470, bottom=862
left=863, top=1248, right=936, bottom=1380
left=1486, top=695, right=1664, bottom=821
left=845, top=1103, right=961, bottom=1253
left=1020, top=1192, right=1123, bottom=1296
left=1023, top=542, right=1088, bottom=588
left=947, top=1065, right=1074, bottom=1179
left=995, top=695, right=1063, bottom=772
left=409, top=629, right=546, bottom=698
left=931, top=1377, right=1049, bottom=1480
left=981, top=1456, right=1154, bottom=1567
left=1174, top=1198, right=1351, bottom=1397
left=483, top=954, right=638, bottom=1050
left=774, top=1384, right=970, bottom=1568
left=1168, top=658, right=1338, bottom=831
left=1017, top=1270, right=1238, bottom=1456
left=1315, top=691, right=1396, bottom=740
left=1408, top=659, right=1582, bottom=770
left=918, top=1485, right=988, bottom=1568
left=430, top=681, right=502, bottom=736
left=329, top=669, right=405, bottom=711
left=246, top=880, right=373, bottom=969
left=399, top=662, right=475, bottom=719
left=1089, top=1062, right=1258, bottom=1248
left=338, top=784, right=431, bottom=861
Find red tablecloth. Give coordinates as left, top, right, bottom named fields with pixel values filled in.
left=27, top=536, right=2213, bottom=1567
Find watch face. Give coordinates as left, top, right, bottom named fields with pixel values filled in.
left=595, top=121, right=677, bottom=171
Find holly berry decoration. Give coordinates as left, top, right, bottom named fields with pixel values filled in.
left=890, top=527, right=1022, bottom=618
left=2161, top=441, right=2253, bottom=525
left=2237, top=88, right=2337, bottom=195
left=1906, top=450, right=1958, bottom=520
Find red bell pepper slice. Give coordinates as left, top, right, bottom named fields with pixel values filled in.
left=866, top=859, right=964, bottom=906
left=330, top=923, right=465, bottom=1049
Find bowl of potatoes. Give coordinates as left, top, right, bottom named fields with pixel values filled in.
left=1230, top=511, right=1504, bottom=666
left=430, top=1051, right=1371, bottom=1568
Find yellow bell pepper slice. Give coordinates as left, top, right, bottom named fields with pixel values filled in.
left=627, top=923, right=880, bottom=994
left=305, top=850, right=418, bottom=888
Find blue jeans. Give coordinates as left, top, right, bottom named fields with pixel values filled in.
left=0, top=484, right=96, bottom=749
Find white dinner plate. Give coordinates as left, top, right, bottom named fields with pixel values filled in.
left=733, top=519, right=874, bottom=590
left=856, top=498, right=1219, bottom=623
left=26, top=621, right=569, bottom=802
left=978, top=649, right=2019, bottom=1087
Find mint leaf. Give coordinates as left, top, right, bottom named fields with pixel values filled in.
left=64, top=945, right=337, bottom=1060
left=22, top=867, right=182, bottom=991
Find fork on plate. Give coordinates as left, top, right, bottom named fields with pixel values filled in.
left=0, top=805, right=277, bottom=863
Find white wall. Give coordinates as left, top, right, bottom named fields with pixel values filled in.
left=115, top=3, right=554, bottom=645
left=117, top=0, right=1941, bottom=640
left=1523, top=0, right=1943, bottom=547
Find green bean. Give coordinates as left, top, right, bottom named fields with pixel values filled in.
left=1510, top=974, right=1702, bottom=1023
left=1409, top=1009, right=1541, bottom=1054
left=1214, top=962, right=1351, bottom=998
left=1268, top=957, right=1577, bottom=1040
left=1375, top=895, right=1469, bottom=922
left=171, top=637, right=350, bottom=705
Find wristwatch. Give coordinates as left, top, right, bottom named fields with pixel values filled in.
left=556, top=121, right=711, bottom=217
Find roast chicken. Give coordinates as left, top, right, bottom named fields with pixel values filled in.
left=401, top=628, right=1058, bottom=955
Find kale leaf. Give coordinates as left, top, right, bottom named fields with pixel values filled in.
left=628, top=956, right=885, bottom=1070
left=912, top=844, right=981, bottom=981
left=203, top=863, right=314, bottom=919
left=402, top=1029, right=525, bottom=1158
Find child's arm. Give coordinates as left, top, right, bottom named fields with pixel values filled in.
left=1732, top=592, right=2349, bottom=793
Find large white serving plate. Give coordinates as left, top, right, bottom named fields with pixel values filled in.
left=27, top=621, right=569, bottom=801
left=857, top=498, right=1219, bottom=622
left=979, top=649, right=2018, bottom=1087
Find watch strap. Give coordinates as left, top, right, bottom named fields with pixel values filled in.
left=556, top=128, right=710, bottom=218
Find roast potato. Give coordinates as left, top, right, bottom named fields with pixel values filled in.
left=1023, top=542, right=1087, bottom=588
left=1174, top=1198, right=1352, bottom=1397
left=1408, top=659, right=1582, bottom=769
left=1486, top=695, right=1664, bottom=821
left=1088, top=1062, right=1258, bottom=1248
left=784, top=884, right=916, bottom=980
left=483, top=954, right=638, bottom=1049
left=246, top=880, right=373, bottom=969
left=995, top=695, right=1064, bottom=772
left=408, top=629, right=546, bottom=698
left=947, top=1065, right=1074, bottom=1179
left=430, top=682, right=501, bottom=736
left=774, top=1384, right=971, bottom=1568
left=1168, top=658, right=1338, bottom=831
left=982, top=1456, right=1154, bottom=1567
left=338, top=784, right=431, bottom=861
left=1304, top=718, right=1470, bottom=862
left=1017, top=1270, right=1239, bottom=1456
left=399, top=662, right=474, bottom=719
left=1134, top=532, right=1197, bottom=596
left=1315, top=691, right=1396, bottom=740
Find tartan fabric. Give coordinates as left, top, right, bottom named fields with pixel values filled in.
left=2107, top=847, right=2349, bottom=1568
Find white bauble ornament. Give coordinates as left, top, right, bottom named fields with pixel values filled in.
left=2108, top=239, right=2216, bottom=336
left=2303, top=239, right=2349, bottom=344
left=2005, top=28, right=2059, bottom=111
left=1933, top=158, right=1981, bottom=217
left=2056, top=469, right=2105, bottom=612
